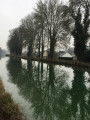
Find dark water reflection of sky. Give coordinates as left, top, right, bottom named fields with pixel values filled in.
left=0, top=57, right=90, bottom=120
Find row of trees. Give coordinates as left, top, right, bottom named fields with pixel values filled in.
left=7, top=0, right=90, bottom=61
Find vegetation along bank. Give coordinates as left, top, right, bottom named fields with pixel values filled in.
left=6, top=54, right=90, bottom=69
left=0, top=78, right=22, bottom=120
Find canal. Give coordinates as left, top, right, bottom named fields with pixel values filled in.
left=0, top=57, right=90, bottom=120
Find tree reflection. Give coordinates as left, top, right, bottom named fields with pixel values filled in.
left=6, top=59, right=90, bottom=120
left=29, top=64, right=70, bottom=120
left=67, top=68, right=90, bottom=120
left=6, top=58, right=22, bottom=84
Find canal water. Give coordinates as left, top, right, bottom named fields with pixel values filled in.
left=0, top=57, right=90, bottom=120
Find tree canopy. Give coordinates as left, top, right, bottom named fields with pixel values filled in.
left=7, top=0, right=90, bottom=61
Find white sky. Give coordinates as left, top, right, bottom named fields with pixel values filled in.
left=0, top=0, right=38, bottom=49
left=0, top=0, right=69, bottom=50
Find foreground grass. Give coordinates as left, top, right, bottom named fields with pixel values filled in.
left=6, top=54, right=90, bottom=69
left=0, top=78, right=22, bottom=120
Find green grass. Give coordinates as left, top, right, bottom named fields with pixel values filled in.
left=0, top=78, right=22, bottom=120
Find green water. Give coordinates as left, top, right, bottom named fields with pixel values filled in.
left=0, top=57, right=90, bottom=120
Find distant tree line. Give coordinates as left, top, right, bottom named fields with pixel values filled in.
left=7, top=0, right=90, bottom=61
left=0, top=47, right=9, bottom=57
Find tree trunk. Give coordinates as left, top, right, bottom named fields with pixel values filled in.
left=49, top=35, right=56, bottom=58
left=50, top=39, right=54, bottom=58
left=38, top=38, right=40, bottom=58
left=27, top=45, right=33, bottom=57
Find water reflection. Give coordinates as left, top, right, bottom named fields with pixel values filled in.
left=7, top=58, right=22, bottom=85
left=6, top=58, right=90, bottom=120
left=67, top=69, right=90, bottom=120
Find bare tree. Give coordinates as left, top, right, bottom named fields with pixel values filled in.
left=21, top=14, right=37, bottom=57
left=41, top=0, right=70, bottom=58
left=34, top=0, right=46, bottom=58
left=7, top=0, right=70, bottom=58
left=7, top=28, right=23, bottom=55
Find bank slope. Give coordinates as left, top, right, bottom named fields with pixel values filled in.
left=0, top=78, right=22, bottom=120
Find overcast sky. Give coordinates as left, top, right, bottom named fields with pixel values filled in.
left=0, top=0, right=38, bottom=49
left=0, top=0, right=69, bottom=50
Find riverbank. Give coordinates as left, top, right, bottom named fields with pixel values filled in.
left=6, top=54, right=90, bottom=69
left=0, top=78, right=22, bottom=120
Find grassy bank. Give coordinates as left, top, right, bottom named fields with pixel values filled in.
left=6, top=54, right=90, bottom=69
left=0, top=78, right=22, bottom=120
